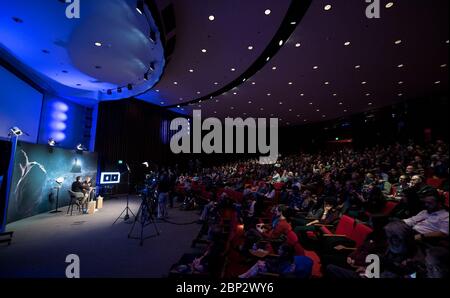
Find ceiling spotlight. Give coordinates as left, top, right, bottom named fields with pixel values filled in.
left=278, top=40, right=284, bottom=46
left=177, top=105, right=180, bottom=108
left=440, top=64, right=447, bottom=68
left=397, top=64, right=404, bottom=68
left=264, top=9, right=271, bottom=15
left=208, top=15, right=215, bottom=21
left=313, top=66, right=318, bottom=70
left=272, top=66, right=277, bottom=70
left=279, top=102, right=283, bottom=105
left=144, top=73, right=149, bottom=81
left=290, top=21, right=296, bottom=25
left=267, top=93, right=271, bottom=96
left=173, top=81, right=178, bottom=85
left=160, top=101, right=165, bottom=105
left=266, top=57, right=270, bottom=61
left=94, top=42, right=102, bottom=47
left=288, top=82, right=293, bottom=85
left=136, top=0, right=144, bottom=14
left=309, top=102, right=313, bottom=105
left=214, top=82, right=218, bottom=85
left=230, top=68, right=236, bottom=72
left=142, top=162, right=149, bottom=168
left=333, top=93, right=337, bottom=96
left=324, top=81, right=329, bottom=85
left=48, top=138, right=56, bottom=147
left=260, top=107, right=264, bottom=111
left=398, top=93, right=403, bottom=96
left=355, top=65, right=361, bottom=69
left=248, top=100, right=252, bottom=104
left=338, top=102, right=343, bottom=105
left=189, top=69, right=194, bottom=73
left=344, top=41, right=351, bottom=46
left=324, top=4, right=332, bottom=11
left=117, top=87, right=122, bottom=93
left=248, top=45, right=253, bottom=50
left=385, top=2, right=394, bottom=8
left=149, top=62, right=155, bottom=71
left=395, top=39, right=402, bottom=45
left=300, top=93, right=304, bottom=96
left=251, top=82, right=256, bottom=85
left=295, top=43, right=301, bottom=47
left=361, top=81, right=367, bottom=84
left=196, top=91, right=201, bottom=94
left=242, top=78, right=246, bottom=82
left=434, top=81, right=441, bottom=84
left=201, top=49, right=207, bottom=53
left=127, top=84, right=133, bottom=90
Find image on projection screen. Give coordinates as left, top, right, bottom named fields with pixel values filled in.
left=0, top=65, right=43, bottom=143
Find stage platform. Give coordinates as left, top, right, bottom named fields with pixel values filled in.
left=0, top=196, right=202, bottom=278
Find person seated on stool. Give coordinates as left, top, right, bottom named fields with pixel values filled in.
left=72, top=176, right=88, bottom=213
left=83, top=176, right=95, bottom=202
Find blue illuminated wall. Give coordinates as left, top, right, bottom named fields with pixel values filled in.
left=38, top=95, right=96, bottom=150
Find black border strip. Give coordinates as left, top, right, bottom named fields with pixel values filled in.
left=164, top=0, right=312, bottom=109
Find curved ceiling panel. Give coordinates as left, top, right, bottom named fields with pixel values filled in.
left=136, top=0, right=292, bottom=106
left=0, top=0, right=164, bottom=101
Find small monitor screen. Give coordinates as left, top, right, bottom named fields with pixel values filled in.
left=100, top=172, right=121, bottom=184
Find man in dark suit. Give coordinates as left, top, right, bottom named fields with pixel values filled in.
left=71, top=176, right=87, bottom=210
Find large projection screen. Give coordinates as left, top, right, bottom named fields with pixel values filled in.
left=0, top=65, right=43, bottom=143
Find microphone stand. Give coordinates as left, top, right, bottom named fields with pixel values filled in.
left=50, top=183, right=62, bottom=213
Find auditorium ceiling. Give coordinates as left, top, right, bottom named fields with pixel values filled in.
left=0, top=0, right=448, bottom=125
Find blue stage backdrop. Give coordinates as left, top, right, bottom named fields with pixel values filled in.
left=6, top=141, right=98, bottom=223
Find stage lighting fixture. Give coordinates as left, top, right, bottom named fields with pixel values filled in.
left=127, top=84, right=133, bottom=90
left=149, top=31, right=156, bottom=43
left=144, top=73, right=149, bottom=81
left=149, top=62, right=155, bottom=71
left=142, top=162, right=149, bottom=168
left=8, top=126, right=24, bottom=137
left=48, top=138, right=56, bottom=147
left=118, top=87, right=122, bottom=93
left=76, top=143, right=86, bottom=151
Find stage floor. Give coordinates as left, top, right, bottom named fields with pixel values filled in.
left=0, top=196, right=203, bottom=278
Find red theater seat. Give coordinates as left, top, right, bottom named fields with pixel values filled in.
left=426, top=177, right=444, bottom=189
left=349, top=223, right=373, bottom=248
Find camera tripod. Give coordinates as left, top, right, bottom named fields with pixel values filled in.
left=113, top=168, right=135, bottom=224
left=128, top=195, right=160, bottom=246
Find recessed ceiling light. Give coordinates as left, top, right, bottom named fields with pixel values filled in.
left=260, top=107, right=264, bottom=111
left=179, top=97, right=183, bottom=100
left=361, top=81, right=367, bottom=84
left=279, top=102, right=283, bottom=105
left=248, top=101, right=252, bottom=104
left=289, top=109, right=292, bottom=112
left=214, top=82, right=218, bottom=85
left=313, top=66, right=318, bottom=70
left=295, top=43, right=301, bottom=47
left=398, top=81, right=403, bottom=84
left=156, top=89, right=159, bottom=92
left=267, top=93, right=271, bottom=96
left=338, top=102, right=343, bottom=105
left=290, top=21, right=296, bottom=25
left=177, top=105, right=181, bottom=108
left=264, top=9, right=271, bottom=15
left=324, top=81, right=329, bottom=85
left=266, top=57, right=270, bottom=61
left=355, top=65, right=361, bottom=69
left=344, top=41, right=351, bottom=46
left=322, top=115, right=326, bottom=118
left=398, top=93, right=403, bottom=96
left=296, top=114, right=300, bottom=117
left=173, top=81, right=178, bottom=85
left=279, top=40, right=284, bottom=46
left=333, top=93, right=337, bottom=96
left=397, top=64, right=404, bottom=68
left=366, top=93, right=370, bottom=96
left=136, top=7, right=143, bottom=14
left=368, top=102, right=373, bottom=105
left=94, top=42, right=102, bottom=47
left=446, top=40, right=449, bottom=44
left=304, top=119, right=307, bottom=122
left=213, top=111, right=217, bottom=114
left=434, top=81, right=441, bottom=84
left=242, top=78, right=246, bottom=82
left=251, top=82, right=256, bottom=85
left=300, top=93, right=304, bottom=96
left=208, top=15, right=215, bottom=21
left=231, top=68, right=236, bottom=71
left=288, top=82, right=293, bottom=85
left=385, top=2, right=394, bottom=8
left=160, top=101, right=165, bottom=105
left=272, top=66, right=277, bottom=70
left=233, top=92, right=237, bottom=95
left=189, top=69, right=194, bottom=73
left=201, top=49, right=207, bottom=53
left=230, top=107, right=234, bottom=110
left=197, top=91, right=201, bottom=94
left=324, top=4, right=332, bottom=11
left=248, top=45, right=253, bottom=50
left=309, top=102, right=313, bottom=105
left=395, top=39, right=402, bottom=45
left=440, top=64, right=447, bottom=68
left=215, top=99, right=219, bottom=103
